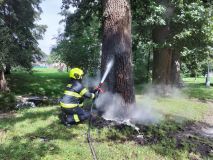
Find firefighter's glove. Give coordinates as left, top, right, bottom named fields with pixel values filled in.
left=91, top=90, right=99, bottom=100
left=94, top=86, right=104, bottom=94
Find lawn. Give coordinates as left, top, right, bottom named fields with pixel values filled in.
left=182, top=77, right=213, bottom=100
left=0, top=104, right=212, bottom=160
left=0, top=69, right=213, bottom=160
left=7, top=68, right=68, bottom=98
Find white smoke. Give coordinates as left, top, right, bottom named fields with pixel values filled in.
left=129, top=95, right=163, bottom=124
left=82, top=71, right=101, bottom=88
left=82, top=58, right=114, bottom=89
left=95, top=91, right=164, bottom=126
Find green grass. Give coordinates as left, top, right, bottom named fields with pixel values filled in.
left=1, top=68, right=212, bottom=159
left=7, top=68, right=68, bottom=98
left=6, top=68, right=213, bottom=100
left=182, top=77, right=213, bottom=100
left=0, top=103, right=211, bottom=160
left=154, top=97, right=208, bottom=121
left=135, top=77, right=213, bottom=100
left=0, top=107, right=158, bottom=160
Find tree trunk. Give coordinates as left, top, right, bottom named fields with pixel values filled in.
left=5, top=64, right=11, bottom=74
left=0, top=70, right=8, bottom=91
left=101, top=0, right=135, bottom=104
left=146, top=49, right=151, bottom=83
left=171, top=50, right=182, bottom=87
left=152, top=2, right=179, bottom=93
left=152, top=26, right=172, bottom=85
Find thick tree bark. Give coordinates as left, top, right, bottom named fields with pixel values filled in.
left=101, top=0, right=135, bottom=104
left=0, top=70, right=8, bottom=91
left=152, top=26, right=172, bottom=85
left=152, top=2, right=183, bottom=92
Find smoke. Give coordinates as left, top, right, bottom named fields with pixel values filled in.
left=95, top=92, right=128, bottom=120
left=95, top=91, right=164, bottom=126
left=82, top=71, right=101, bottom=88
left=94, top=84, right=187, bottom=130
left=82, top=59, right=185, bottom=131
left=144, top=84, right=186, bottom=99
left=130, top=96, right=163, bottom=124
left=82, top=58, right=114, bottom=89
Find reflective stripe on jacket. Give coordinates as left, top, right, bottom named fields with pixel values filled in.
left=60, top=79, right=94, bottom=109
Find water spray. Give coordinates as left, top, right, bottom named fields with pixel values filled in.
left=87, top=58, right=114, bottom=160
left=101, top=59, right=114, bottom=83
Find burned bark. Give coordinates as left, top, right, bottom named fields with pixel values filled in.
left=101, top=0, right=135, bottom=104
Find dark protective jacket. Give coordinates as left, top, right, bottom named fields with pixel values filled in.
left=60, top=79, right=95, bottom=108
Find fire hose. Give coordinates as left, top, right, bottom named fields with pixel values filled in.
left=87, top=83, right=104, bottom=160
left=87, top=102, right=98, bottom=160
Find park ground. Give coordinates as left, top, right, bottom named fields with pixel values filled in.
left=0, top=68, right=213, bottom=160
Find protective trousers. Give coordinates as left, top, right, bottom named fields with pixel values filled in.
left=60, top=107, right=90, bottom=126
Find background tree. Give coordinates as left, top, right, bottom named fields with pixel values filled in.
left=151, top=1, right=174, bottom=88
left=0, top=0, right=46, bottom=91
left=57, top=0, right=213, bottom=92
left=131, top=0, right=213, bottom=89
left=53, top=0, right=101, bottom=74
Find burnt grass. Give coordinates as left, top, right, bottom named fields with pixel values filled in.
left=91, top=116, right=213, bottom=159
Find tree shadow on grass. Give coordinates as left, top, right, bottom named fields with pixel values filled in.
left=91, top=116, right=213, bottom=159
left=0, top=114, right=80, bottom=160
left=0, top=136, right=60, bottom=160
left=0, top=107, right=81, bottom=141
left=7, top=72, right=67, bottom=98
left=24, top=122, right=79, bottom=141
left=0, top=107, right=58, bottom=129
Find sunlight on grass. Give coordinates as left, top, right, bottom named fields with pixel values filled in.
left=7, top=69, right=68, bottom=97
left=136, top=95, right=208, bottom=122
left=183, top=77, right=213, bottom=100
left=1, top=100, right=211, bottom=160
left=0, top=106, right=200, bottom=160
left=1, top=69, right=212, bottom=159
left=155, top=97, right=208, bottom=121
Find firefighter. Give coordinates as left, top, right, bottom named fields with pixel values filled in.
left=59, top=67, right=96, bottom=126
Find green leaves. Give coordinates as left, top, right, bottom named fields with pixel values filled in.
left=53, top=0, right=101, bottom=73
left=56, top=0, right=213, bottom=81
left=0, top=0, right=44, bottom=71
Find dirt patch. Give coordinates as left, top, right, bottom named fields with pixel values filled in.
left=197, top=101, right=213, bottom=139
left=175, top=122, right=213, bottom=158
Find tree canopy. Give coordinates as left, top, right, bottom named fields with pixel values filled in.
left=0, top=0, right=46, bottom=71
left=54, top=0, right=212, bottom=85
left=0, top=0, right=46, bottom=91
